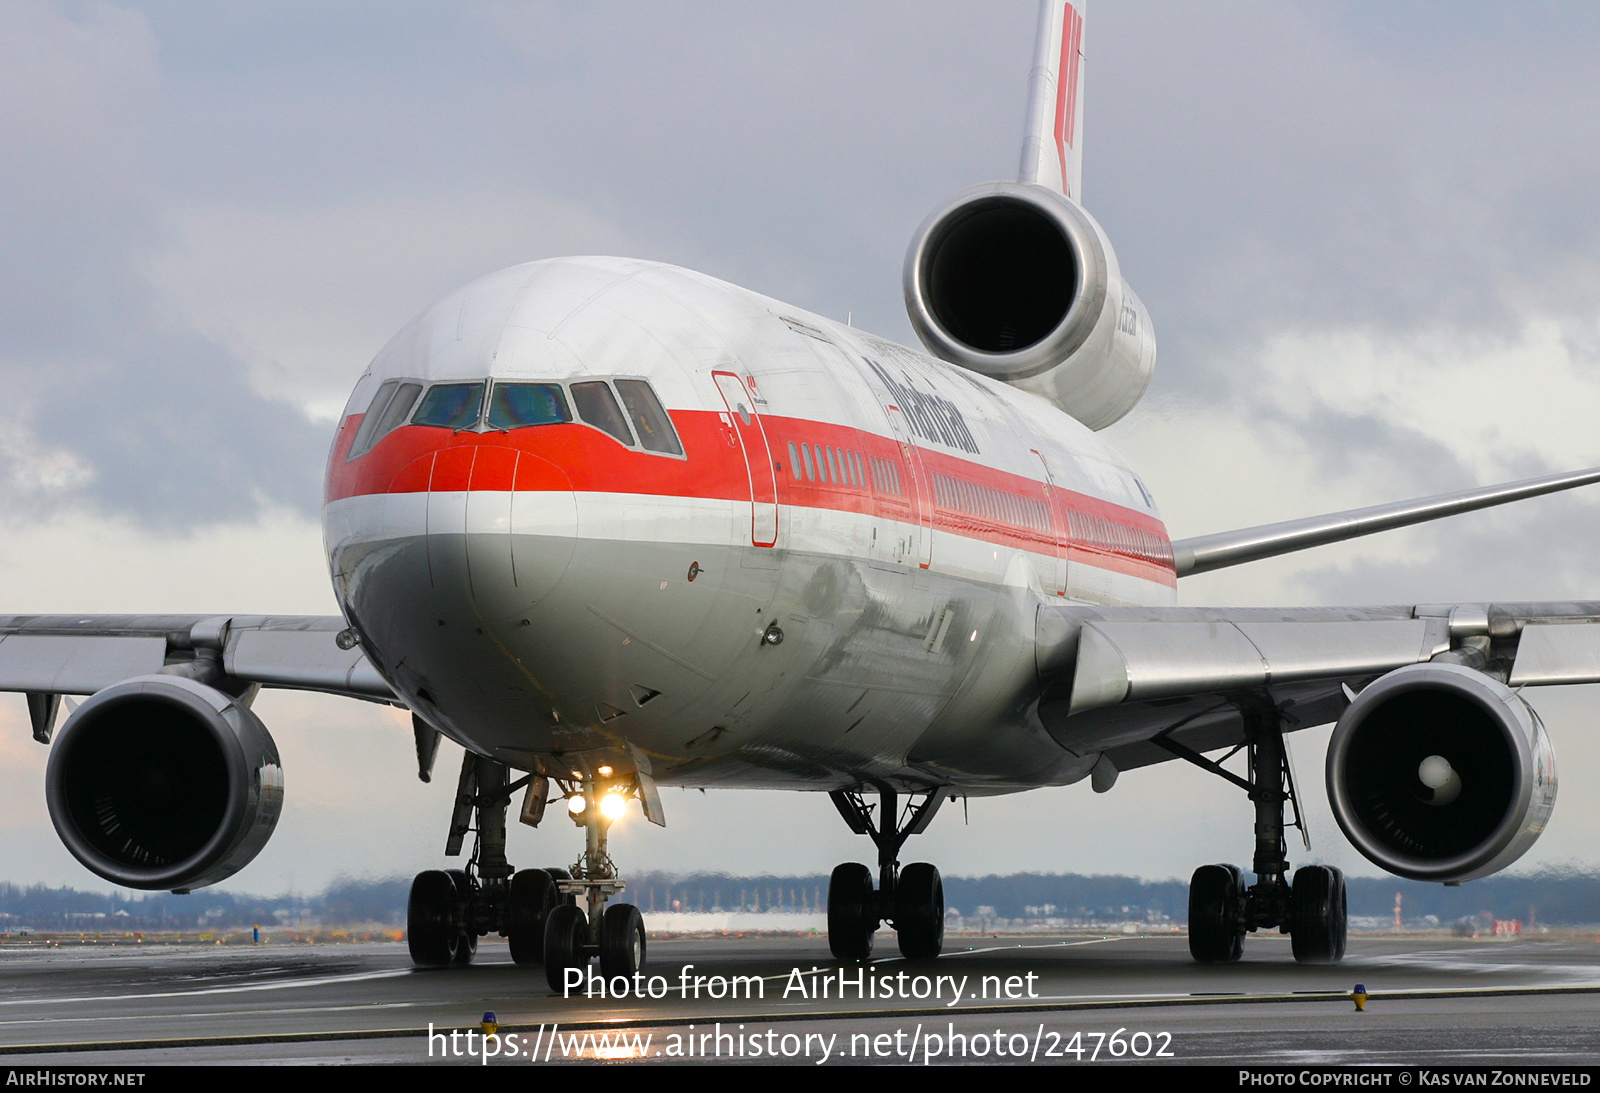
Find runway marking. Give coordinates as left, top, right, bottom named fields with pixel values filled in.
left=941, top=935, right=1142, bottom=957
left=0, top=966, right=414, bottom=1008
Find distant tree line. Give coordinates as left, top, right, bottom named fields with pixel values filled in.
left=0, top=877, right=412, bottom=931
left=3, top=870, right=1597, bottom=930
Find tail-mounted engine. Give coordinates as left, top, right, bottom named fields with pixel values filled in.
left=1325, top=662, right=1557, bottom=883
left=903, top=181, right=1155, bottom=430
left=45, top=675, right=284, bottom=891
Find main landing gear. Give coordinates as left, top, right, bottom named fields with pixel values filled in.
left=1152, top=702, right=1346, bottom=965
left=826, top=787, right=949, bottom=961
left=407, top=753, right=559, bottom=968
left=405, top=750, right=649, bottom=986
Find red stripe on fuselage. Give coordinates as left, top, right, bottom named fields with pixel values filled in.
left=325, top=407, right=1176, bottom=586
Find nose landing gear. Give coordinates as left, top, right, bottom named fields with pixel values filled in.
left=542, top=776, right=645, bottom=991
left=826, top=787, right=949, bottom=961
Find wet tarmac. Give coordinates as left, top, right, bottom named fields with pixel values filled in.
left=2, top=932, right=1598, bottom=1065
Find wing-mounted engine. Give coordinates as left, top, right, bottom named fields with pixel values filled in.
left=1326, top=662, right=1557, bottom=883
left=903, top=181, right=1155, bottom=430
left=45, top=675, right=284, bottom=892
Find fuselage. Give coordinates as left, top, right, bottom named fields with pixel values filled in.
left=322, top=256, right=1175, bottom=795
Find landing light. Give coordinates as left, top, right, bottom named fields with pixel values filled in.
left=600, top=793, right=628, bottom=820
left=597, top=765, right=613, bottom=776
left=567, top=795, right=587, bottom=815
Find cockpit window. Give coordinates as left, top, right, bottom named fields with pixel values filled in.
left=487, top=383, right=571, bottom=430
left=412, top=383, right=485, bottom=429
left=614, top=379, right=683, bottom=455
left=571, top=381, right=635, bottom=446
left=347, top=379, right=423, bottom=460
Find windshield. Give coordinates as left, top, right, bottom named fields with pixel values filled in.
left=487, top=383, right=572, bottom=429
left=412, top=383, right=485, bottom=429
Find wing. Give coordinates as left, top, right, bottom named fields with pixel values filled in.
left=1035, top=599, right=1600, bottom=773
left=1171, top=465, right=1600, bottom=576
left=0, top=613, right=394, bottom=739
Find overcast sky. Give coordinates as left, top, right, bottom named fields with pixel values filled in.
left=3, top=1, right=1600, bottom=897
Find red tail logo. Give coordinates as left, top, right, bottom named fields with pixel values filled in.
left=1054, top=3, right=1084, bottom=194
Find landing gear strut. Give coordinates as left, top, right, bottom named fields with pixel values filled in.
left=542, top=774, right=645, bottom=991
left=826, top=787, right=949, bottom=961
left=406, top=752, right=564, bottom=969
left=1155, top=702, right=1346, bottom=965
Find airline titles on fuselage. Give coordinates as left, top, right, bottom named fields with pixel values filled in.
left=865, top=359, right=981, bottom=455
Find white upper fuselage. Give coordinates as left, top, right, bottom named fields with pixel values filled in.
left=322, top=256, right=1174, bottom=794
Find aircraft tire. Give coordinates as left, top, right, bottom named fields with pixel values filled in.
left=828, top=862, right=876, bottom=962
left=544, top=904, right=589, bottom=993
left=894, top=862, right=945, bottom=959
left=1289, top=865, right=1347, bottom=964
left=508, top=869, right=559, bottom=965
left=1188, top=864, right=1244, bottom=964
left=599, top=903, right=647, bottom=979
left=407, top=870, right=460, bottom=967
left=445, top=868, right=477, bottom=965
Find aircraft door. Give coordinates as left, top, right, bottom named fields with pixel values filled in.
left=1030, top=449, right=1068, bottom=597
left=885, top=406, right=934, bottom=569
left=712, top=371, right=779, bottom=547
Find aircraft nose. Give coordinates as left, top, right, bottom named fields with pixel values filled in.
left=397, top=440, right=577, bottom=613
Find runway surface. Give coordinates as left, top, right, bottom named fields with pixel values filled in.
left=3, top=932, right=1598, bottom=1065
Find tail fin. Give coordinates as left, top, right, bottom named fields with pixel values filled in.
left=1018, top=0, right=1087, bottom=201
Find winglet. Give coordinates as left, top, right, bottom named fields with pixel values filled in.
left=1172, top=465, right=1600, bottom=577
left=1019, top=0, right=1087, bottom=201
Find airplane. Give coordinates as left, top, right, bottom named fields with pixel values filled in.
left=8, top=0, right=1600, bottom=987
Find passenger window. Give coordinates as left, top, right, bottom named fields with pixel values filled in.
left=802, top=444, right=815, bottom=482
left=615, top=379, right=684, bottom=455
left=572, top=381, right=635, bottom=446
left=487, top=383, right=571, bottom=430
left=412, top=383, right=485, bottom=429
left=788, top=441, right=803, bottom=480
left=348, top=380, right=423, bottom=459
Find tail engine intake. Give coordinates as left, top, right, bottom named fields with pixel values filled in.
left=1326, top=662, right=1556, bottom=883
left=45, top=675, right=284, bottom=891
left=903, top=181, right=1154, bottom=430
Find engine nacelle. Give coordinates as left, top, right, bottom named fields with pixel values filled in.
left=45, top=675, right=284, bottom=891
left=903, top=181, right=1155, bottom=430
left=1326, top=662, right=1557, bottom=883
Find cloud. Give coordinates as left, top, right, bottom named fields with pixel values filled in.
left=0, top=2, right=331, bottom=525
left=1092, top=2, right=1600, bottom=403
left=5, top=2, right=1600, bottom=886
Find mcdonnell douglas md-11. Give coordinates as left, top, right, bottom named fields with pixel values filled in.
left=9, top=1, right=1598, bottom=986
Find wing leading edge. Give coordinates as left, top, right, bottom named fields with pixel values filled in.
left=1035, top=600, right=1600, bottom=774
left=1170, top=465, right=1600, bottom=577
left=0, top=614, right=394, bottom=731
